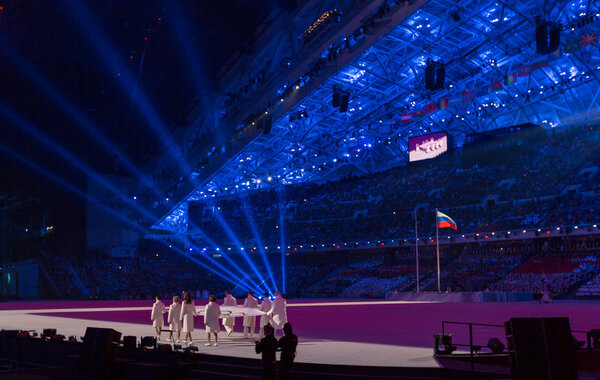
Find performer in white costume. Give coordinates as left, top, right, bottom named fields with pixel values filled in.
left=222, top=289, right=237, bottom=336
left=180, top=292, right=198, bottom=345
left=540, top=277, right=553, bottom=304
left=243, top=290, right=259, bottom=338
left=268, top=291, right=287, bottom=336
left=150, top=295, right=166, bottom=340
left=167, top=295, right=182, bottom=343
left=204, top=295, right=221, bottom=346
left=258, top=291, right=272, bottom=339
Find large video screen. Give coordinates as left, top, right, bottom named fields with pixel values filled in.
left=408, top=132, right=449, bottom=162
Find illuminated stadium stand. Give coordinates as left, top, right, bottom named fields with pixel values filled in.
left=185, top=124, right=600, bottom=251
left=576, top=273, right=600, bottom=297
left=488, top=257, right=599, bottom=296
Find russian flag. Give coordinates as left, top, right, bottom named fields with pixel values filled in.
left=437, top=210, right=457, bottom=230
left=461, top=90, right=475, bottom=102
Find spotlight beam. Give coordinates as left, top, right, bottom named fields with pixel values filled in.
left=0, top=142, right=258, bottom=290
left=0, top=102, right=157, bottom=222
left=167, top=0, right=215, bottom=136
left=0, top=142, right=146, bottom=234
left=60, top=0, right=193, bottom=175
left=0, top=44, right=159, bottom=196
left=240, top=200, right=278, bottom=294
left=189, top=223, right=266, bottom=292
left=278, top=190, right=286, bottom=294
left=184, top=245, right=261, bottom=293
left=210, top=207, right=272, bottom=294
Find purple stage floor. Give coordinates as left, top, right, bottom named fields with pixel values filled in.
left=3, top=299, right=600, bottom=349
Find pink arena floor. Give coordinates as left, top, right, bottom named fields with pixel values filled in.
left=2, top=299, right=600, bottom=349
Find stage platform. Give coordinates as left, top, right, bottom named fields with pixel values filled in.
left=1, top=299, right=600, bottom=378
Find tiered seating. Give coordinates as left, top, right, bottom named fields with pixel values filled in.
left=340, top=275, right=413, bottom=298
left=488, top=257, right=597, bottom=295
left=430, top=249, right=526, bottom=292
left=308, top=261, right=381, bottom=297
left=40, top=255, right=82, bottom=299
left=576, top=272, right=600, bottom=297
left=189, top=125, right=600, bottom=249
left=67, top=250, right=233, bottom=300
left=38, top=237, right=600, bottom=300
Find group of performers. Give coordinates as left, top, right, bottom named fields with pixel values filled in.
left=150, top=289, right=288, bottom=347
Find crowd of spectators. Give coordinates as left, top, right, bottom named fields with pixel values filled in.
left=189, top=125, right=600, bottom=249
left=340, top=275, right=414, bottom=298
left=43, top=248, right=234, bottom=300
left=429, top=245, right=528, bottom=292
left=576, top=271, right=600, bottom=297
left=38, top=124, right=600, bottom=300
left=35, top=234, right=600, bottom=300
left=488, top=256, right=599, bottom=296
left=40, top=254, right=82, bottom=299
left=305, top=261, right=381, bottom=297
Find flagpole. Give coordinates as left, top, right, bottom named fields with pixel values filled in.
left=436, top=208, right=440, bottom=293
left=415, top=209, right=419, bottom=293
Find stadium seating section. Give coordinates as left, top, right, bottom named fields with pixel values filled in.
left=39, top=125, right=600, bottom=300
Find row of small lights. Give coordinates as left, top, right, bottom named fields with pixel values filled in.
left=173, top=224, right=599, bottom=254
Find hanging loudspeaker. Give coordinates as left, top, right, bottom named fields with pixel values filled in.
left=547, top=25, right=561, bottom=53
left=425, top=63, right=435, bottom=90
left=339, top=91, right=349, bottom=113
left=435, top=64, right=445, bottom=90
left=332, top=86, right=341, bottom=107
left=536, top=23, right=548, bottom=55
left=262, top=116, right=272, bottom=135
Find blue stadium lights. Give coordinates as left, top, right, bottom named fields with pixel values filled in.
left=0, top=44, right=159, bottom=196
left=209, top=208, right=272, bottom=294
left=175, top=243, right=262, bottom=293
left=61, top=0, right=193, bottom=175
left=190, top=225, right=267, bottom=293
left=1, top=140, right=261, bottom=292
left=277, top=190, right=286, bottom=294
left=167, top=1, right=212, bottom=99
left=240, top=201, right=278, bottom=293
left=0, top=142, right=145, bottom=234
left=0, top=101, right=157, bottom=222
left=156, top=0, right=600, bottom=244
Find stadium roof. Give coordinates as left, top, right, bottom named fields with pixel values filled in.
left=153, top=0, right=600, bottom=234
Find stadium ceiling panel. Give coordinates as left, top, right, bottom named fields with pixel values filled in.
left=153, top=0, right=600, bottom=234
